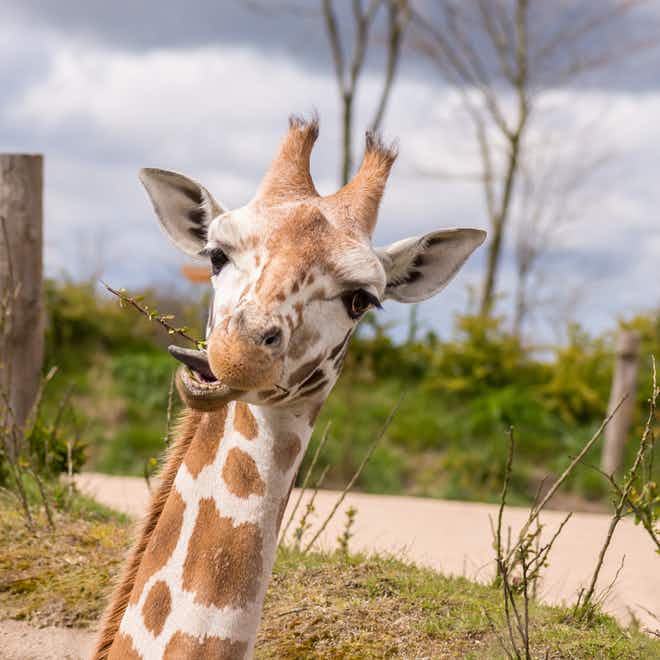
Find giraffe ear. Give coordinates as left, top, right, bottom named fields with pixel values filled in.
left=376, top=228, right=486, bottom=303
left=139, top=168, right=225, bottom=257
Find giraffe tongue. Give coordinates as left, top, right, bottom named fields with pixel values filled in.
left=167, top=346, right=216, bottom=382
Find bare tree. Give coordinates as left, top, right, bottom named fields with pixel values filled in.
left=322, top=0, right=410, bottom=184
left=411, top=0, right=657, bottom=318
left=512, top=131, right=610, bottom=338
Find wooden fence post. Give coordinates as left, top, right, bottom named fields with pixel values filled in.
left=601, top=330, right=641, bottom=475
left=0, top=154, right=44, bottom=439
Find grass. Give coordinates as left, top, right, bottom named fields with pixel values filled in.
left=0, top=497, right=658, bottom=658
left=0, top=492, right=130, bottom=628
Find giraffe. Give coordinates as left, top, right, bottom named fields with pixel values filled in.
left=93, top=115, right=485, bottom=660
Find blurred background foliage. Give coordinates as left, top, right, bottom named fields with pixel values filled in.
left=13, top=277, right=658, bottom=508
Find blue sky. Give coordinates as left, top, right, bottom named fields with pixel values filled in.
left=1, top=1, right=659, bottom=343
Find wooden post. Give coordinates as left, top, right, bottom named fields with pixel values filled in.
left=601, top=330, right=640, bottom=475
left=0, top=154, right=44, bottom=437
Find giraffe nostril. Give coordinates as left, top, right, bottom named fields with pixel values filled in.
left=261, top=327, right=282, bottom=349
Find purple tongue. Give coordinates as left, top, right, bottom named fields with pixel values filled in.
left=168, top=346, right=216, bottom=381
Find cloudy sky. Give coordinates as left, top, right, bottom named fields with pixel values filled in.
left=1, top=1, right=659, bottom=342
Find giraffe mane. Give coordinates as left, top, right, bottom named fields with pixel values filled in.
left=92, top=409, right=201, bottom=660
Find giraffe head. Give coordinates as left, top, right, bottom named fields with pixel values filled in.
left=141, top=116, right=485, bottom=411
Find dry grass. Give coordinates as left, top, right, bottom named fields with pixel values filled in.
left=1, top=497, right=658, bottom=658
left=0, top=495, right=130, bottom=628
left=259, top=548, right=660, bottom=659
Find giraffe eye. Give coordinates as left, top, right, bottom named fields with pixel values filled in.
left=343, top=290, right=380, bottom=320
left=209, top=248, right=228, bottom=275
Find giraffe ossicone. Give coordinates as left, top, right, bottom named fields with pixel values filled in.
left=94, top=115, right=486, bottom=660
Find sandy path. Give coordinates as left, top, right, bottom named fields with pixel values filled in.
left=76, top=472, right=659, bottom=632
left=0, top=620, right=95, bottom=660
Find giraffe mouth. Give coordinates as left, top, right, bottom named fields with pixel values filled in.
left=169, top=346, right=237, bottom=410
left=168, top=346, right=216, bottom=382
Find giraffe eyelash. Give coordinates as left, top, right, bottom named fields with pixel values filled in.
left=199, top=247, right=229, bottom=275
left=341, top=289, right=382, bottom=319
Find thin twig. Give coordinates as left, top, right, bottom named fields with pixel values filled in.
left=28, top=466, right=54, bottom=531
left=482, top=606, right=515, bottom=660
left=496, top=427, right=515, bottom=571
left=302, top=392, right=404, bottom=555
left=506, top=394, right=628, bottom=565
left=294, top=464, right=329, bottom=550
left=279, top=421, right=331, bottom=546
left=164, top=372, right=175, bottom=446
left=66, top=437, right=74, bottom=500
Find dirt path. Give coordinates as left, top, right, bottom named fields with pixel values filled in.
left=77, top=472, right=659, bottom=632
left=0, top=620, right=94, bottom=660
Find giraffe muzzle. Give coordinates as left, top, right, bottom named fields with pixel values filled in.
left=204, top=324, right=285, bottom=392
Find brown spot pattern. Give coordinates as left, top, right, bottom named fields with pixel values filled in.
left=288, top=354, right=324, bottom=387
left=182, top=498, right=263, bottom=610
left=93, top=410, right=201, bottom=660
left=308, top=400, right=324, bottom=426
left=288, top=326, right=320, bottom=360
left=329, top=330, right=351, bottom=360
left=222, top=448, right=266, bottom=498
left=293, top=301, right=304, bottom=324
left=163, top=632, right=247, bottom=660
left=233, top=402, right=258, bottom=440
left=300, top=379, right=328, bottom=398
left=184, top=408, right=228, bottom=478
left=300, top=368, right=325, bottom=389
left=274, top=432, right=302, bottom=472
left=129, top=489, right=186, bottom=604
left=141, top=580, right=171, bottom=637
left=108, top=633, right=142, bottom=660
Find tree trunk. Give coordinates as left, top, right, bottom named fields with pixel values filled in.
left=601, top=330, right=640, bottom=475
left=479, top=132, right=523, bottom=318
left=479, top=215, right=505, bottom=317
left=0, top=154, right=44, bottom=440
left=341, top=92, right=353, bottom=186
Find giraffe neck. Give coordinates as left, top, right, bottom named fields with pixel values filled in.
left=106, top=400, right=314, bottom=660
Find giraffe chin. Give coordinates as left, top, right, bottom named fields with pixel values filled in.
left=175, top=366, right=238, bottom=412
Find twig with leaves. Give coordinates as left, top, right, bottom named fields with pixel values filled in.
left=337, top=505, right=358, bottom=556
left=102, top=281, right=206, bottom=350
left=492, top=428, right=572, bottom=660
